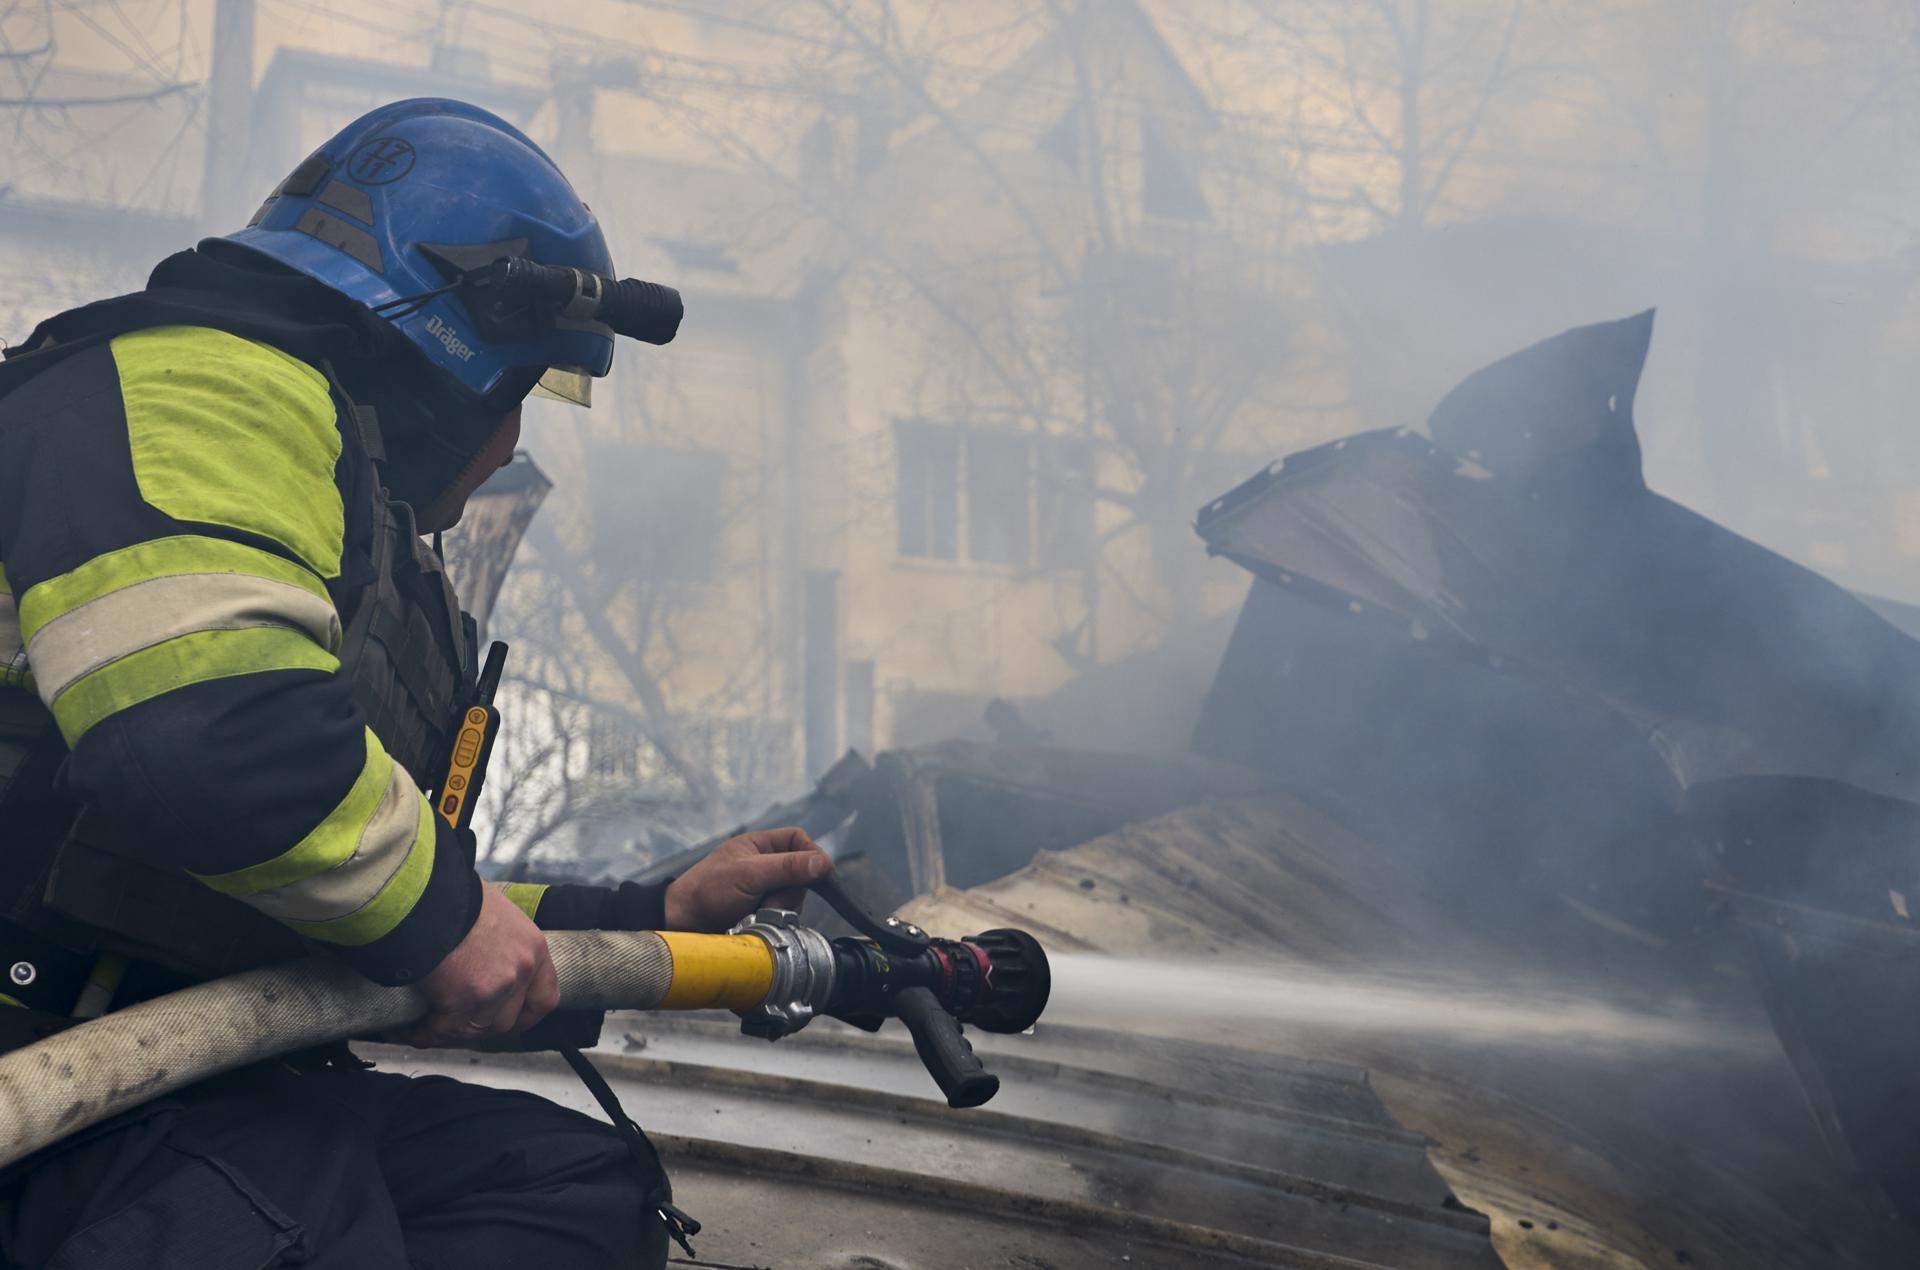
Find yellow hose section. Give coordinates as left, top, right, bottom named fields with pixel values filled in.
left=656, top=932, right=776, bottom=1010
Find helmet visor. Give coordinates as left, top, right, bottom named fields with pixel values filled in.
left=531, top=366, right=594, bottom=408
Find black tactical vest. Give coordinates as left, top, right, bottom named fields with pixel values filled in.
left=340, top=462, right=476, bottom=788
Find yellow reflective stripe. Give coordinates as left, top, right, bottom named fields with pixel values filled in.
left=48, top=626, right=337, bottom=746
left=500, top=882, right=549, bottom=921
left=18, top=536, right=330, bottom=644
left=194, top=729, right=393, bottom=898
left=113, top=326, right=344, bottom=580
left=283, top=790, right=437, bottom=947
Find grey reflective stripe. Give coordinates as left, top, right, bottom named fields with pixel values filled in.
left=25, top=572, right=340, bottom=704
left=315, top=179, right=374, bottom=224
left=294, top=208, right=384, bottom=273
left=242, top=756, right=423, bottom=924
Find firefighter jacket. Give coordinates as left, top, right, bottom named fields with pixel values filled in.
left=0, top=250, right=668, bottom=1026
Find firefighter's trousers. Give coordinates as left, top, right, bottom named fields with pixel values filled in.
left=0, top=1060, right=669, bottom=1269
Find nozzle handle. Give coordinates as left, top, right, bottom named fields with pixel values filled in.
left=894, top=985, right=999, bottom=1109
left=808, top=873, right=927, bottom=956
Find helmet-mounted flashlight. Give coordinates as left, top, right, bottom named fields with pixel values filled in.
left=379, top=246, right=684, bottom=409
left=457, top=256, right=683, bottom=347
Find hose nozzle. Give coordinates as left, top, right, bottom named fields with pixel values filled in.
left=960, top=928, right=1051, bottom=1035
left=727, top=877, right=1053, bottom=1108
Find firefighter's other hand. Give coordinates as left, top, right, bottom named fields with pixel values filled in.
left=663, top=827, right=833, bottom=932
left=407, top=885, right=560, bottom=1047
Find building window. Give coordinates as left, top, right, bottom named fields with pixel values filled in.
left=855, top=95, right=894, bottom=177
left=1039, top=102, right=1083, bottom=171
left=799, top=116, right=836, bottom=184
left=1142, top=114, right=1209, bottom=222
left=896, top=421, right=960, bottom=559
left=896, top=422, right=1095, bottom=571
left=844, top=659, right=876, bottom=757
left=588, top=713, right=642, bottom=780
left=966, top=430, right=1031, bottom=566
left=1037, top=439, right=1096, bottom=570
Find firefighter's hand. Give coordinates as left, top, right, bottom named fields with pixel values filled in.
left=663, top=827, right=833, bottom=932
left=407, top=885, right=560, bottom=1047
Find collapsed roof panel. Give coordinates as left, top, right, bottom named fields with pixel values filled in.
left=1195, top=311, right=1920, bottom=804
left=1191, top=507, right=1701, bottom=937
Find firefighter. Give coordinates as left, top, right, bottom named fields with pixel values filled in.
left=0, top=97, right=828, bottom=1268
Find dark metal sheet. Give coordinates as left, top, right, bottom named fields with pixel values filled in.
left=1686, top=775, right=1920, bottom=1228
left=1194, top=314, right=1920, bottom=806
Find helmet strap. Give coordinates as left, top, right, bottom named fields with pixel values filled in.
left=420, top=409, right=521, bottom=532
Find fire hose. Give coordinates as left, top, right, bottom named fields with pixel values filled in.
left=0, top=875, right=1050, bottom=1170
left=0, top=644, right=1049, bottom=1170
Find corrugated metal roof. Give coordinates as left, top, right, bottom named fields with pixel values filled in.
left=367, top=1005, right=1498, bottom=1269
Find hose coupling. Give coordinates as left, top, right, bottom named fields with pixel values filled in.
left=730, top=909, right=836, bottom=1041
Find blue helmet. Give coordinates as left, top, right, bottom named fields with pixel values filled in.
left=223, top=98, right=614, bottom=408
